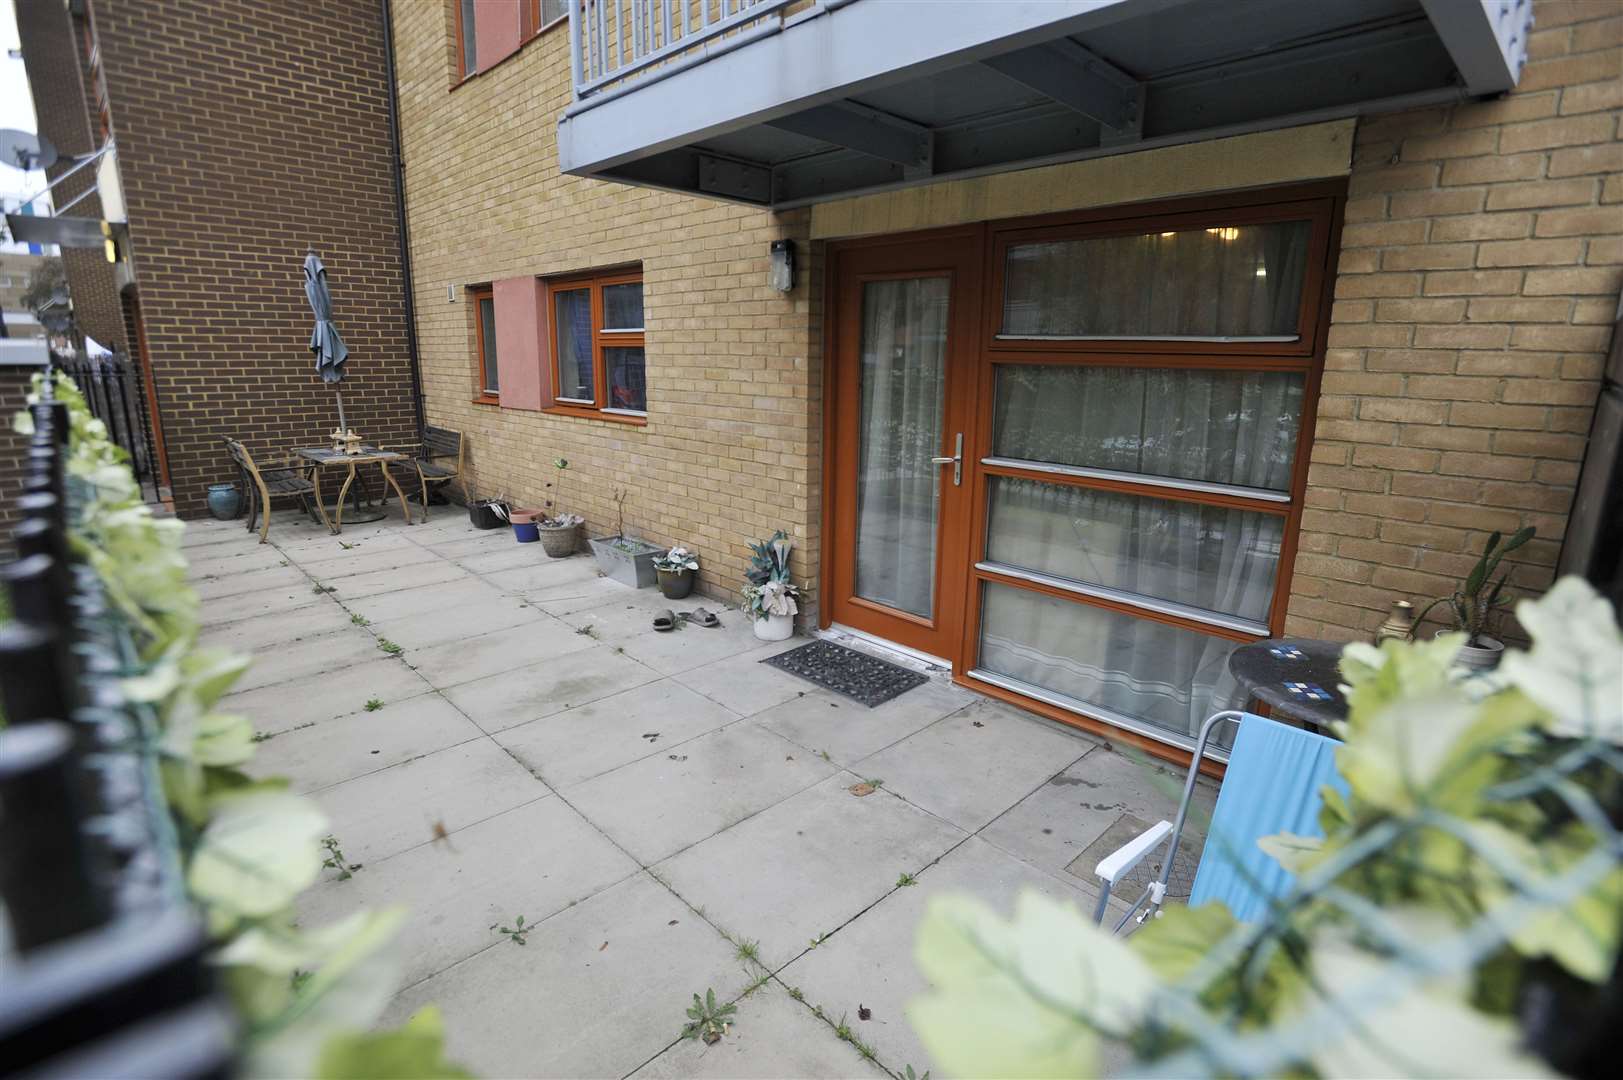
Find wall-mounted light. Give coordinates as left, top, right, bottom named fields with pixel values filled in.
left=769, top=239, right=795, bottom=293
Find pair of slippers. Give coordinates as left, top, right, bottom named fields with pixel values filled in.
left=653, top=608, right=720, bottom=632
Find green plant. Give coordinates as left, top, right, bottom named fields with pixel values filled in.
left=653, top=545, right=699, bottom=573
left=364, top=698, right=384, bottom=712
left=320, top=835, right=361, bottom=880
left=741, top=531, right=799, bottom=620
left=909, top=577, right=1621, bottom=1079
left=491, top=914, right=533, bottom=945
left=1414, top=526, right=1535, bottom=646
left=376, top=638, right=402, bottom=656
left=312, top=583, right=335, bottom=594
left=834, top=1013, right=852, bottom=1041
left=681, top=988, right=737, bottom=1045
left=788, top=986, right=804, bottom=1001
left=20, top=373, right=461, bottom=1077
left=734, top=938, right=760, bottom=963
left=896, top=872, right=917, bottom=887
left=808, top=931, right=829, bottom=948
left=903, top=1066, right=931, bottom=1080
left=350, top=613, right=369, bottom=626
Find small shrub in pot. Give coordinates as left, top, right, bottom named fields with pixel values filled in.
left=654, top=546, right=699, bottom=599
left=535, top=458, right=582, bottom=558
left=1414, top=525, right=1535, bottom=670
left=741, top=531, right=799, bottom=641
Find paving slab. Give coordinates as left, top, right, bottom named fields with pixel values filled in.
left=673, top=641, right=819, bottom=717
left=223, top=655, right=434, bottom=734
left=186, top=545, right=290, bottom=580
left=312, top=739, right=548, bottom=866
left=300, top=797, right=640, bottom=989
left=779, top=836, right=1096, bottom=1077
left=343, top=576, right=505, bottom=625
left=272, top=528, right=418, bottom=560
left=633, top=981, right=885, bottom=1080
left=612, top=615, right=773, bottom=677
left=755, top=679, right=974, bottom=767
left=404, top=617, right=599, bottom=688
left=200, top=585, right=328, bottom=629
left=381, top=872, right=748, bottom=1080
left=297, top=543, right=446, bottom=581
left=567, top=721, right=839, bottom=864
left=199, top=602, right=356, bottom=653
left=251, top=692, right=482, bottom=792
left=193, top=565, right=310, bottom=602
left=231, top=628, right=386, bottom=693
left=180, top=521, right=244, bottom=550
left=322, top=559, right=469, bottom=601
left=443, top=645, right=662, bottom=734
left=495, top=680, right=741, bottom=790
left=978, top=743, right=1211, bottom=884
left=452, top=543, right=565, bottom=575
left=654, top=775, right=968, bottom=969
left=363, top=595, right=544, bottom=652
left=420, top=532, right=515, bottom=559
left=857, top=698, right=1096, bottom=831
left=528, top=574, right=647, bottom=613
left=480, top=556, right=603, bottom=594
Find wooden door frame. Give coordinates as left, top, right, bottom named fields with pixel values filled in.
left=820, top=226, right=986, bottom=660
left=818, top=180, right=1346, bottom=769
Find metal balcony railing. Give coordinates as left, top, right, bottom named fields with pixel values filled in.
left=568, top=0, right=816, bottom=105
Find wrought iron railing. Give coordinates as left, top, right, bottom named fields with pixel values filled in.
left=0, top=391, right=233, bottom=1077
left=568, top=0, right=809, bottom=103
left=59, top=354, right=162, bottom=504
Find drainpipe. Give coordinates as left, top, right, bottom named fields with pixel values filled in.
left=380, top=0, right=426, bottom=441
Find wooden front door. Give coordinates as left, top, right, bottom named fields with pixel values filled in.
left=825, top=233, right=983, bottom=661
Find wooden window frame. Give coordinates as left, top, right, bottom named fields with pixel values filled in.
left=543, top=267, right=647, bottom=426
left=527, top=0, right=570, bottom=38
left=470, top=285, right=499, bottom=406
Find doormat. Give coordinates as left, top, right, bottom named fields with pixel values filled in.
left=761, top=640, right=929, bottom=707
left=1065, top=813, right=1202, bottom=903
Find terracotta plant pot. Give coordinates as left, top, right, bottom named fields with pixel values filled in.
left=537, top=521, right=579, bottom=558
left=657, top=567, right=694, bottom=599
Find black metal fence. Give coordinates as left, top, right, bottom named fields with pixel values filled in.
left=57, top=354, right=163, bottom=504
left=0, top=393, right=233, bottom=1078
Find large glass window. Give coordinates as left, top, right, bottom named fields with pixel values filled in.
left=546, top=270, right=646, bottom=419
left=1000, top=220, right=1312, bottom=339
left=992, top=365, right=1304, bottom=492
left=984, top=477, right=1283, bottom=625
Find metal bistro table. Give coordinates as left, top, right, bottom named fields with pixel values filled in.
left=1227, top=638, right=1352, bottom=731
left=293, top=446, right=413, bottom=535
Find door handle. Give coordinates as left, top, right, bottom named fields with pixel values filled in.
left=931, top=432, right=964, bottom=486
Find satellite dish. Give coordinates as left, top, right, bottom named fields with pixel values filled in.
left=0, top=129, right=58, bottom=171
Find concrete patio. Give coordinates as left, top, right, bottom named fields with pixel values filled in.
left=184, top=505, right=1208, bottom=1079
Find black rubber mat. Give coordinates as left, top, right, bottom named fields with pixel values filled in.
left=761, top=640, right=929, bottom=707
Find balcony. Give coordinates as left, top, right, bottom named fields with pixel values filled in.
left=556, top=0, right=1533, bottom=209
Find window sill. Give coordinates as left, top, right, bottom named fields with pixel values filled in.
left=471, top=394, right=500, bottom=407
left=543, top=404, right=647, bottom=427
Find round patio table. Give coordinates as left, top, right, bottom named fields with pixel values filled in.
left=1227, top=638, right=1351, bottom=730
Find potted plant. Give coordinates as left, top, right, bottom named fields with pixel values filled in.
left=589, top=488, right=662, bottom=587
left=492, top=504, right=543, bottom=544
left=741, top=530, right=799, bottom=641
left=535, top=458, right=583, bottom=558
left=1414, top=525, right=1535, bottom=670
left=654, top=546, right=699, bottom=599
left=467, top=489, right=511, bottom=530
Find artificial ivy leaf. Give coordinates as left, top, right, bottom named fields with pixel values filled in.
left=194, top=712, right=256, bottom=767
left=1307, top=933, right=1556, bottom=1079
left=182, top=646, right=253, bottom=709
left=1131, top=901, right=1240, bottom=983
left=910, top=891, right=1154, bottom=1077
left=1256, top=832, right=1325, bottom=877
left=315, top=1007, right=473, bottom=1080
left=188, top=791, right=327, bottom=921
left=1500, top=578, right=1623, bottom=744
left=1337, top=634, right=1463, bottom=733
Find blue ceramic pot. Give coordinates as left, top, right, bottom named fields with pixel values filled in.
left=512, top=521, right=540, bottom=544
left=206, top=482, right=243, bottom=520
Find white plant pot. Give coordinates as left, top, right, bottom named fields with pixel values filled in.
left=1454, top=635, right=1504, bottom=671
left=753, top=613, right=794, bottom=642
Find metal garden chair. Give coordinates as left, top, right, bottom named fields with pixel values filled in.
left=1092, top=710, right=1348, bottom=931
left=222, top=438, right=318, bottom=544
left=385, top=425, right=464, bottom=522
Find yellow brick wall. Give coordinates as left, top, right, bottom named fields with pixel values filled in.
left=390, top=7, right=819, bottom=609
left=1291, top=0, right=1621, bottom=641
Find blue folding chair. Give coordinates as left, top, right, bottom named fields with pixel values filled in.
left=1092, top=710, right=1349, bottom=930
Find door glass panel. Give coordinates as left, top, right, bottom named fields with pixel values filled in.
left=854, top=277, right=950, bottom=618
left=605, top=346, right=646, bottom=411
left=554, top=288, right=593, bottom=401
left=1001, top=220, right=1312, bottom=338
left=993, top=365, right=1304, bottom=491
left=978, top=582, right=1238, bottom=740
left=985, top=477, right=1283, bottom=623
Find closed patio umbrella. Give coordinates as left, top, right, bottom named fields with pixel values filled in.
left=303, top=250, right=350, bottom=432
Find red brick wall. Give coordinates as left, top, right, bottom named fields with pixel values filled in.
left=0, top=366, right=46, bottom=558
left=90, top=0, right=416, bottom=516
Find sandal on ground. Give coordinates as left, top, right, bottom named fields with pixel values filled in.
left=653, top=610, right=677, bottom=632
left=687, top=607, right=721, bottom=629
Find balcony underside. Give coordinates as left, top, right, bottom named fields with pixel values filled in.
left=557, top=0, right=1531, bottom=209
